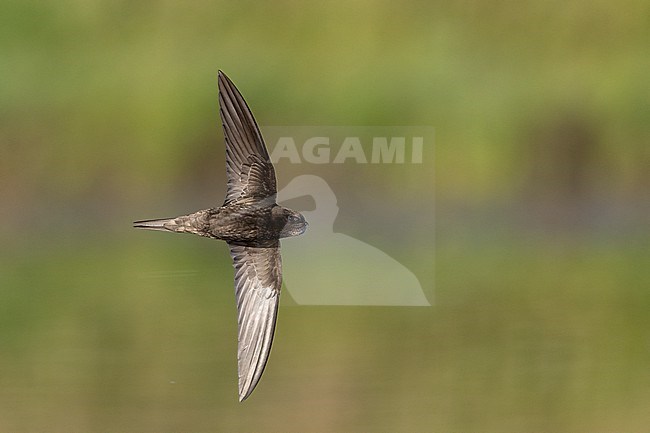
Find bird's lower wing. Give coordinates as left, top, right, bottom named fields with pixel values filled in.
left=228, top=242, right=282, bottom=401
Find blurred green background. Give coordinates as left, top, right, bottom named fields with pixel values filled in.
left=1, top=0, right=649, bottom=432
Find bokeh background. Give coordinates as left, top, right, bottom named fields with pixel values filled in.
left=1, top=1, right=649, bottom=432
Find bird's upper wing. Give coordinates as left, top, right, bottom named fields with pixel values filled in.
left=218, top=71, right=277, bottom=205
left=228, top=242, right=282, bottom=401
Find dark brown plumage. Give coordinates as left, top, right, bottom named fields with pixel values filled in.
left=133, top=71, right=307, bottom=401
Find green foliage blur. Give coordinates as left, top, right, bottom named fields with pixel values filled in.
left=1, top=1, right=648, bottom=432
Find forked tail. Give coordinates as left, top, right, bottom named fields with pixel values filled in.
left=133, top=210, right=210, bottom=235
left=133, top=217, right=180, bottom=232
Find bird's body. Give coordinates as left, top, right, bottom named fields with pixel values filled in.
left=134, top=71, right=307, bottom=401
left=134, top=203, right=304, bottom=245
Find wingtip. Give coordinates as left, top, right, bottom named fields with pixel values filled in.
left=218, top=69, right=230, bottom=86
left=218, top=70, right=229, bottom=94
left=238, top=384, right=252, bottom=402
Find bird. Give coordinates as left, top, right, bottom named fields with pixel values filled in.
left=133, top=71, right=308, bottom=401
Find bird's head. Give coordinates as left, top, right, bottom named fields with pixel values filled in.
left=276, top=207, right=308, bottom=238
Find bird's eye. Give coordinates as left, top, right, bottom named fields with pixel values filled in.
left=289, top=215, right=299, bottom=222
